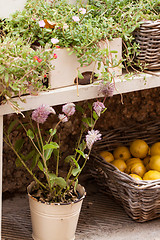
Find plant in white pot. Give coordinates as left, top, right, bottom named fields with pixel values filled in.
left=4, top=99, right=107, bottom=240
left=0, top=35, right=54, bottom=112
left=2, top=0, right=124, bottom=89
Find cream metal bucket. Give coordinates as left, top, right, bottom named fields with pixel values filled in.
left=27, top=182, right=86, bottom=240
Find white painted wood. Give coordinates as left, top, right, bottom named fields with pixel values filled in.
left=49, top=38, right=122, bottom=89
left=0, top=115, right=3, bottom=240
left=0, top=0, right=27, bottom=19
left=0, top=71, right=160, bottom=115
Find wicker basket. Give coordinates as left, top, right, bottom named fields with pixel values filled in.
left=134, top=20, right=160, bottom=70
left=90, top=120, right=160, bottom=222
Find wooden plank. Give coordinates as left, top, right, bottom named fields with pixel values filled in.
left=0, top=72, right=160, bottom=115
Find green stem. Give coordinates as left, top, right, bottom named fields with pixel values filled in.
left=56, top=135, right=60, bottom=177
left=37, top=123, right=53, bottom=193
left=4, top=136, right=47, bottom=190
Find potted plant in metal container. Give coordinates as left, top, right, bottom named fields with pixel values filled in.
left=4, top=100, right=107, bottom=240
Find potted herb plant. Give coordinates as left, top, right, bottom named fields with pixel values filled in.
left=4, top=100, right=106, bottom=240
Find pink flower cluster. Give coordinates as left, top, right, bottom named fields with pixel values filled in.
left=32, top=104, right=56, bottom=124
left=32, top=103, right=76, bottom=124
left=93, top=101, right=105, bottom=117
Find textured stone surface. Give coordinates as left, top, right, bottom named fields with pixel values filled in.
left=2, top=87, right=160, bottom=193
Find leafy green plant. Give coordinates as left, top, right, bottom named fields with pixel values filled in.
left=0, top=35, right=53, bottom=112
left=4, top=101, right=106, bottom=202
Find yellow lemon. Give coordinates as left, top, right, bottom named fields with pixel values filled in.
left=150, top=142, right=160, bottom=156
left=148, top=155, right=160, bottom=172
left=130, top=174, right=142, bottom=181
left=99, top=151, right=114, bottom=163
left=110, top=159, right=127, bottom=172
left=143, top=156, right=150, bottom=166
left=143, top=170, right=160, bottom=180
left=125, top=158, right=142, bottom=174
left=126, top=158, right=142, bottom=166
left=130, top=139, right=149, bottom=159
left=130, top=162, right=146, bottom=178
left=113, top=146, right=131, bottom=161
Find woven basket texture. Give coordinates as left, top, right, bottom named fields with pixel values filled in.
left=134, top=20, right=160, bottom=70
left=90, top=120, right=160, bottom=222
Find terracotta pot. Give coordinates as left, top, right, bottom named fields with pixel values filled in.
left=27, top=182, right=86, bottom=240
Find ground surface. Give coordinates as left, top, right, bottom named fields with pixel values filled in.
left=2, top=181, right=160, bottom=240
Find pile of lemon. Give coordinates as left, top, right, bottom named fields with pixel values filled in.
left=99, top=140, right=160, bottom=181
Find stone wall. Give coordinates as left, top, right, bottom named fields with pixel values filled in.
left=2, top=87, right=160, bottom=193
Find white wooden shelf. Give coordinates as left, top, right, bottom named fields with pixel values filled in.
left=0, top=71, right=160, bottom=115
left=0, top=71, right=160, bottom=239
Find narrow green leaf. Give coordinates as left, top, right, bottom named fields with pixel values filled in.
left=93, top=111, right=99, bottom=120
left=75, top=105, right=84, bottom=114
left=48, top=173, right=56, bottom=188
left=14, top=139, right=24, bottom=152
left=44, top=148, right=54, bottom=161
left=78, top=70, right=84, bottom=79
left=49, top=128, right=56, bottom=136
left=54, top=177, right=67, bottom=188
left=15, top=158, right=23, bottom=167
left=71, top=156, right=80, bottom=169
left=74, top=179, right=78, bottom=193
left=72, top=167, right=81, bottom=176
left=43, top=142, right=59, bottom=150
left=82, top=117, right=94, bottom=127
left=8, top=120, right=18, bottom=134
left=64, top=155, right=75, bottom=164
left=75, top=149, right=85, bottom=158
left=88, top=103, right=92, bottom=111
left=27, top=129, right=34, bottom=139
left=31, top=153, right=40, bottom=170
left=38, top=161, right=44, bottom=172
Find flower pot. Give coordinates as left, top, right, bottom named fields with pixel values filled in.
left=49, top=38, right=122, bottom=89
left=27, top=182, right=86, bottom=240
left=0, top=0, right=27, bottom=19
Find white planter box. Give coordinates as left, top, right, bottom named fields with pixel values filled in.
left=49, top=38, right=122, bottom=89
left=0, top=0, right=27, bottom=19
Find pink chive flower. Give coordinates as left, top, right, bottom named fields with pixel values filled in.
left=62, top=103, right=75, bottom=116
left=79, top=8, right=86, bottom=14
left=53, top=53, right=57, bottom=59
left=51, top=38, right=59, bottom=44
left=86, top=130, right=102, bottom=150
left=39, top=20, right=45, bottom=28
left=58, top=114, right=68, bottom=123
left=98, top=81, right=115, bottom=97
left=93, top=101, right=105, bottom=117
left=32, top=104, right=56, bottom=124
left=72, top=16, right=80, bottom=22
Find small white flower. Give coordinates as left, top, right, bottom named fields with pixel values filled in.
left=86, top=130, right=101, bottom=150
left=62, top=103, right=75, bottom=116
left=39, top=20, right=45, bottom=28
left=51, top=38, right=59, bottom=44
left=58, top=114, right=68, bottom=123
left=79, top=8, right=86, bottom=14
left=63, top=23, right=69, bottom=30
left=72, top=16, right=80, bottom=22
